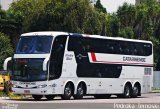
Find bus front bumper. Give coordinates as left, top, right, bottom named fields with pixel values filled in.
left=12, top=88, right=49, bottom=95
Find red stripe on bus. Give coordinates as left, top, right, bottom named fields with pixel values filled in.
left=91, top=52, right=97, bottom=61
left=90, top=53, right=153, bottom=67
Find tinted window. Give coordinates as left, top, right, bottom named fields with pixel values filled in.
left=12, top=58, right=47, bottom=82
left=77, top=63, right=122, bottom=78
left=49, top=35, right=67, bottom=80
left=16, top=36, right=53, bottom=54
left=68, top=36, right=152, bottom=56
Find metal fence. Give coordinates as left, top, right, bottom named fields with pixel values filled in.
left=153, top=71, right=160, bottom=89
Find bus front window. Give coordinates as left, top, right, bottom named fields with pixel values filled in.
left=16, top=36, right=53, bottom=54
left=12, top=59, right=47, bottom=82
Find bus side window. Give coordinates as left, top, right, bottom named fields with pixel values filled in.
left=107, top=41, right=114, bottom=54
left=82, top=38, right=91, bottom=52
left=68, top=37, right=85, bottom=53
left=144, top=44, right=152, bottom=56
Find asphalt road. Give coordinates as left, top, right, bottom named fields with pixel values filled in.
left=0, top=93, right=160, bottom=109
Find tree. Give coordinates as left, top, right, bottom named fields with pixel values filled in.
left=0, top=33, right=14, bottom=70
left=106, top=14, right=120, bottom=37
left=0, top=5, right=23, bottom=48
left=9, top=0, right=51, bottom=32
left=115, top=0, right=160, bottom=70
left=119, top=27, right=134, bottom=39
left=94, top=0, right=107, bottom=13
left=9, top=0, right=107, bottom=35
left=117, top=3, right=136, bottom=30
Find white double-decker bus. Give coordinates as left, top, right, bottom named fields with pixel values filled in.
left=4, top=31, right=153, bottom=100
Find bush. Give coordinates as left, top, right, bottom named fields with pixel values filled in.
left=0, top=33, right=14, bottom=70
left=0, top=91, right=7, bottom=97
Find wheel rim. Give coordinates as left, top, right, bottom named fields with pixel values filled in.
left=64, top=84, right=72, bottom=96
left=77, top=86, right=84, bottom=95
left=125, top=86, right=130, bottom=97
left=133, top=86, right=139, bottom=95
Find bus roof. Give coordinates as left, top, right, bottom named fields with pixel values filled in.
left=84, top=34, right=152, bottom=44
left=21, top=31, right=68, bottom=37
left=21, top=31, right=152, bottom=44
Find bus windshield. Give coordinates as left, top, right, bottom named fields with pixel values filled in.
left=16, top=36, right=53, bottom=54
left=12, top=58, right=47, bottom=82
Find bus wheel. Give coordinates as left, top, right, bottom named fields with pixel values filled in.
left=74, top=83, right=85, bottom=99
left=94, top=94, right=111, bottom=99
left=45, top=95, right=55, bottom=100
left=61, top=83, right=73, bottom=100
left=106, top=94, right=111, bottom=98
left=32, top=95, right=43, bottom=100
left=123, top=84, right=132, bottom=98
left=132, top=85, right=140, bottom=98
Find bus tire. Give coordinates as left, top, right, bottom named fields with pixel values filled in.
left=61, top=83, right=74, bottom=100
left=132, top=85, right=140, bottom=98
left=45, top=95, right=55, bottom=100
left=123, top=84, right=132, bottom=98
left=74, top=83, right=85, bottom=99
left=94, top=94, right=111, bottom=99
left=117, top=94, right=123, bottom=98
left=32, top=95, right=43, bottom=100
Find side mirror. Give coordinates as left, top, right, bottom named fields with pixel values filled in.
left=43, top=57, right=49, bottom=71
left=3, top=57, right=12, bottom=71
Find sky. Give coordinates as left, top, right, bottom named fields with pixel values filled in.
left=0, top=0, right=13, bottom=10
left=100, top=0, right=135, bottom=13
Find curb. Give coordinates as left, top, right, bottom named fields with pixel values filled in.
left=0, top=97, right=10, bottom=99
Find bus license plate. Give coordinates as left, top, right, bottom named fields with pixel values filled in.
left=24, top=90, right=30, bottom=94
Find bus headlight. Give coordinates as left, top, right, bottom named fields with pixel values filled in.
left=37, top=84, right=47, bottom=88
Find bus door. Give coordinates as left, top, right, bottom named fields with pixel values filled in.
left=49, top=35, right=67, bottom=80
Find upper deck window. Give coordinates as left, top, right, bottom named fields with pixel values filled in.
left=68, top=36, right=152, bottom=56
left=16, top=36, right=53, bottom=54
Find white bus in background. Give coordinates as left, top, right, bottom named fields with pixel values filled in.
left=4, top=31, right=153, bottom=100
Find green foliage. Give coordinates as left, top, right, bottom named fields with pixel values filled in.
left=9, top=0, right=106, bottom=35
left=9, top=0, right=51, bottom=32
left=94, top=0, right=107, bottom=13
left=0, top=33, right=14, bottom=70
left=106, top=14, right=120, bottom=37
left=0, top=91, right=7, bottom=97
left=119, top=27, right=134, bottom=39
left=0, top=5, right=23, bottom=48
left=115, top=0, right=160, bottom=70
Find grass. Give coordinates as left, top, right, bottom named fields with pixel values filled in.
left=0, top=91, right=23, bottom=99
left=9, top=94, right=23, bottom=99
left=151, top=87, right=160, bottom=93
left=0, top=91, right=7, bottom=97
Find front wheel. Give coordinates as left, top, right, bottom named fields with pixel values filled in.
left=61, top=83, right=73, bottom=100
left=32, top=95, right=43, bottom=100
